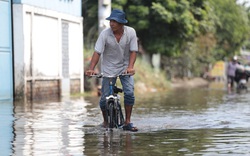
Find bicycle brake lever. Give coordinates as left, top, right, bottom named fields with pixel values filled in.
left=96, top=73, right=103, bottom=78
left=90, top=73, right=103, bottom=78
left=121, top=73, right=131, bottom=77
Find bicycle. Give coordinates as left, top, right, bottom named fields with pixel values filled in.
left=90, top=73, right=129, bottom=129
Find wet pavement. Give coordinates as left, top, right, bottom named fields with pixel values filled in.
left=1, top=82, right=250, bottom=155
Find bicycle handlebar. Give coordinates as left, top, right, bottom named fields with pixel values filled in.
left=89, top=73, right=131, bottom=78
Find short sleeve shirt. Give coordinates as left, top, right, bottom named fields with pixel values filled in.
left=227, top=62, right=238, bottom=77
left=94, top=26, right=138, bottom=76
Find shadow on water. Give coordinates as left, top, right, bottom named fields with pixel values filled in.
left=1, top=82, right=250, bottom=155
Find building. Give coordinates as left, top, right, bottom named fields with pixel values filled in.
left=0, top=0, right=84, bottom=101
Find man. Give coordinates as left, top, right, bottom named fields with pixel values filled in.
left=226, top=56, right=239, bottom=91
left=85, top=9, right=138, bottom=132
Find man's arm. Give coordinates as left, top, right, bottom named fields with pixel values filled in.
left=85, top=52, right=100, bottom=76
left=126, top=51, right=137, bottom=75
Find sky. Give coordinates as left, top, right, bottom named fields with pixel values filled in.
left=237, top=0, right=250, bottom=6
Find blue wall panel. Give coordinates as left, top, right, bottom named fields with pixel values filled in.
left=0, top=54, right=12, bottom=99
left=0, top=0, right=13, bottom=100
left=0, top=1, right=11, bottom=48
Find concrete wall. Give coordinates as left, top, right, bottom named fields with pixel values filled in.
left=13, top=4, right=83, bottom=100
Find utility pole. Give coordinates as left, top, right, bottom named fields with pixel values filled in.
left=96, top=0, right=111, bottom=90
left=98, top=0, right=111, bottom=33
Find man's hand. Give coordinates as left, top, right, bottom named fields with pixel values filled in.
left=85, top=69, right=96, bottom=76
left=125, top=68, right=135, bottom=75
left=85, top=52, right=100, bottom=76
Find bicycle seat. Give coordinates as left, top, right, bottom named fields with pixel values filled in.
left=113, top=86, right=123, bottom=93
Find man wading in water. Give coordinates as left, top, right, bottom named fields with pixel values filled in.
left=85, top=9, right=138, bottom=132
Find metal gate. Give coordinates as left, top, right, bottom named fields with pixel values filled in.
left=0, top=0, right=13, bottom=100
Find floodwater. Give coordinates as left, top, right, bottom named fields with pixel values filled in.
left=1, top=82, right=250, bottom=156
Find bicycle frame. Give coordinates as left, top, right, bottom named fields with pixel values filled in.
left=90, top=73, right=127, bottom=129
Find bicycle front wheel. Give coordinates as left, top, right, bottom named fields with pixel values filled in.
left=108, top=103, right=115, bottom=128
left=117, top=102, right=124, bottom=127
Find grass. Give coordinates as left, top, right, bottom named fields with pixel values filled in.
left=107, top=56, right=171, bottom=95
left=133, top=57, right=170, bottom=94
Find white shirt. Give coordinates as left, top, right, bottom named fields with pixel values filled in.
left=95, top=26, right=138, bottom=76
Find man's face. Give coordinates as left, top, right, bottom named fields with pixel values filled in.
left=110, top=20, right=123, bottom=32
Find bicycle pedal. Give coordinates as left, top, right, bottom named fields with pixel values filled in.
left=118, top=125, right=124, bottom=129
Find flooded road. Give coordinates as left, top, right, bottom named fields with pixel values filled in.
left=1, top=82, right=250, bottom=155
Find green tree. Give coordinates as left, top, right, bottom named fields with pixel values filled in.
left=82, top=1, right=98, bottom=50
left=83, top=0, right=250, bottom=58
left=82, top=0, right=250, bottom=78
left=112, top=0, right=217, bottom=78
left=209, top=0, right=250, bottom=59
left=112, top=0, right=214, bottom=56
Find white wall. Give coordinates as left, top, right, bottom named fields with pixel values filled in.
left=69, top=22, right=83, bottom=77
left=13, top=4, right=83, bottom=97
left=12, top=0, right=81, bottom=16
left=32, top=15, right=60, bottom=77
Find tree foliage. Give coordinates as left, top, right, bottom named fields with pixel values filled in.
left=112, top=0, right=216, bottom=56
left=82, top=0, right=250, bottom=77
left=209, top=0, right=250, bottom=59
left=82, top=1, right=98, bottom=49
left=83, top=0, right=250, bottom=58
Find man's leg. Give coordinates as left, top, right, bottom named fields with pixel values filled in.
left=125, top=105, right=133, bottom=125
left=102, top=110, right=107, bottom=127
left=227, top=76, right=233, bottom=92
left=124, top=104, right=137, bottom=131
left=99, top=77, right=115, bottom=127
left=120, top=75, right=138, bottom=131
left=120, top=75, right=135, bottom=125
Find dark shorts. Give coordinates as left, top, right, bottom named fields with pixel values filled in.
left=227, top=75, right=235, bottom=86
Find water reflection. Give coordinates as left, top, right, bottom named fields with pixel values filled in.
left=0, top=82, right=250, bottom=155
left=82, top=128, right=250, bottom=155
left=12, top=98, right=88, bottom=155
left=0, top=100, right=14, bottom=156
